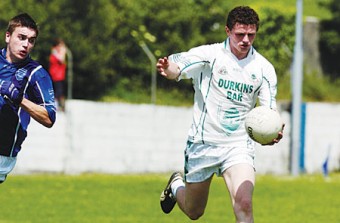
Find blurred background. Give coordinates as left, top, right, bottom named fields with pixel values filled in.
left=0, top=0, right=339, bottom=104
left=0, top=0, right=339, bottom=177
left=1, top=1, right=340, bottom=222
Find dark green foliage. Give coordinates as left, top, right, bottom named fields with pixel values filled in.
left=319, top=0, right=340, bottom=78
left=0, top=0, right=337, bottom=102
left=121, top=0, right=231, bottom=99
left=255, top=7, right=295, bottom=77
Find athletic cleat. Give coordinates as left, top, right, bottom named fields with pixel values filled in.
left=160, top=171, right=183, bottom=214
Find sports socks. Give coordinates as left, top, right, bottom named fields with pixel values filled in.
left=171, top=178, right=185, bottom=198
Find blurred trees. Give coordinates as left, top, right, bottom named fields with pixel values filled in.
left=0, top=0, right=336, bottom=101
left=254, top=8, right=295, bottom=77
left=319, top=0, right=340, bottom=79
left=0, top=0, right=119, bottom=99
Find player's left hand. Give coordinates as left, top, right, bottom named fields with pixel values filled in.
left=0, top=80, right=23, bottom=106
left=262, top=123, right=285, bottom=146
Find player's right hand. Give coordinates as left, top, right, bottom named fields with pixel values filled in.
left=0, top=80, right=23, bottom=106
left=156, top=57, right=169, bottom=77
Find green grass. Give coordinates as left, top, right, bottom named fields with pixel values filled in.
left=0, top=173, right=339, bottom=222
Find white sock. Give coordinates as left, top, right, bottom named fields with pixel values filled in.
left=171, top=179, right=185, bottom=197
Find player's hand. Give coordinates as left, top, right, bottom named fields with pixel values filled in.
left=262, top=124, right=285, bottom=146
left=156, top=57, right=180, bottom=80
left=156, top=57, right=170, bottom=77
left=0, top=80, right=23, bottom=106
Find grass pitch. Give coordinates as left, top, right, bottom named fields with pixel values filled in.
left=0, top=173, right=339, bottom=223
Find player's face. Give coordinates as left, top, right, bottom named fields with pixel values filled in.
left=226, top=23, right=257, bottom=60
left=5, top=26, right=37, bottom=63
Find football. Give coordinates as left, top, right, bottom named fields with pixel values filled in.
left=245, top=106, right=283, bottom=145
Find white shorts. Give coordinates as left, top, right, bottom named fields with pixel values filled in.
left=0, top=155, right=17, bottom=183
left=184, top=141, right=255, bottom=183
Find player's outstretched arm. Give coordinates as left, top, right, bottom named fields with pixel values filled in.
left=156, top=57, right=180, bottom=80
left=20, top=98, right=54, bottom=128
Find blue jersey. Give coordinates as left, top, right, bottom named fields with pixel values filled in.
left=0, top=48, right=56, bottom=157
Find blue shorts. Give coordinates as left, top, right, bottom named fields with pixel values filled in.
left=184, top=142, right=255, bottom=183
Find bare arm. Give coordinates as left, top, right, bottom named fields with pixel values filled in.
left=19, top=98, right=53, bottom=128
left=156, top=57, right=180, bottom=80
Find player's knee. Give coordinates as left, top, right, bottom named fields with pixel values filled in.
left=186, top=209, right=205, bottom=220
left=234, top=197, right=252, bottom=215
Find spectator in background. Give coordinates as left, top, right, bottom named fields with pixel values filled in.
left=49, top=38, right=67, bottom=111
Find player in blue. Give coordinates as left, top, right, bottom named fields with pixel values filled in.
left=0, top=13, right=56, bottom=183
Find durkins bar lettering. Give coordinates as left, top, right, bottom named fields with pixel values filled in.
left=218, top=79, right=254, bottom=93
left=218, top=79, right=254, bottom=102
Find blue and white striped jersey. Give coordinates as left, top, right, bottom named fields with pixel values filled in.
left=169, top=38, right=278, bottom=147
left=0, top=48, right=56, bottom=157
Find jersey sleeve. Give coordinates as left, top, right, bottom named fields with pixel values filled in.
left=27, top=67, right=56, bottom=124
left=258, top=63, right=278, bottom=110
left=168, top=45, right=212, bottom=81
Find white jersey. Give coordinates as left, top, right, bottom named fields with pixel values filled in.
left=169, top=38, right=277, bottom=147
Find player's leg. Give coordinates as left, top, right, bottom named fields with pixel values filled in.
left=53, top=81, right=63, bottom=111
left=160, top=172, right=213, bottom=220
left=160, top=142, right=217, bottom=219
left=176, top=176, right=213, bottom=220
left=0, top=174, right=7, bottom=183
left=222, top=163, right=255, bottom=223
left=0, top=155, right=17, bottom=184
left=160, top=171, right=184, bottom=214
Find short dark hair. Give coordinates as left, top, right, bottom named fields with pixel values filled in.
left=226, top=6, right=260, bottom=31
left=7, top=13, right=39, bottom=37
